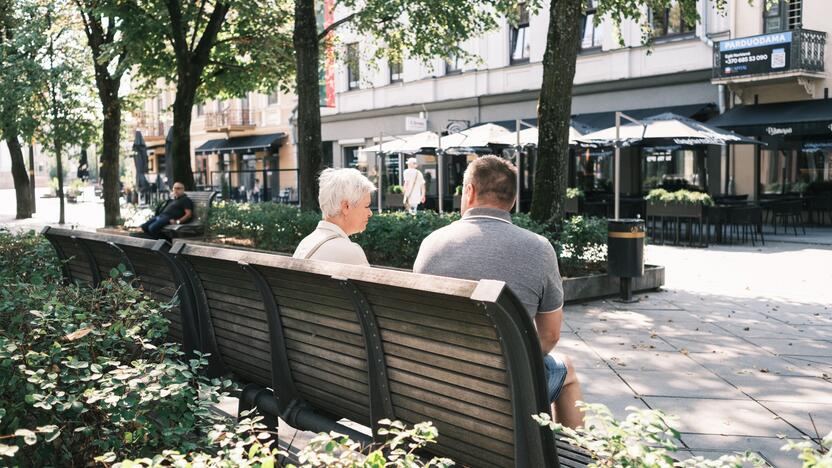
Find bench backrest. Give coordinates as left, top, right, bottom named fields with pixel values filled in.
left=171, top=241, right=558, bottom=468
left=40, top=227, right=200, bottom=355
left=184, top=191, right=217, bottom=225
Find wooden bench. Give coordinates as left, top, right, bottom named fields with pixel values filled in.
left=40, top=227, right=201, bottom=355
left=161, top=191, right=217, bottom=239
left=170, top=240, right=591, bottom=467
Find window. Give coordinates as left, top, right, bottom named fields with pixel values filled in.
left=196, top=103, right=204, bottom=116
left=581, top=0, right=603, bottom=50
left=509, top=3, right=530, bottom=63
left=641, top=148, right=707, bottom=192
left=764, top=0, right=802, bottom=33
left=346, top=43, right=360, bottom=90
left=389, top=57, right=403, bottom=83
left=650, top=1, right=694, bottom=38
left=444, top=52, right=461, bottom=74
left=268, top=90, right=280, bottom=105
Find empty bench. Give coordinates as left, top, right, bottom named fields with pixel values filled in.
left=171, top=240, right=591, bottom=467
left=161, top=191, right=217, bottom=239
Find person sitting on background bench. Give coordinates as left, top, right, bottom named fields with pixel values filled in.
left=293, top=168, right=375, bottom=265
left=413, top=155, right=584, bottom=428
left=140, top=182, right=193, bottom=238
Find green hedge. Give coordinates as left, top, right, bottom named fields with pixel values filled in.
left=207, top=203, right=608, bottom=274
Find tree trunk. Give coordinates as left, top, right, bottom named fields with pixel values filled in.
left=99, top=86, right=121, bottom=226
left=294, top=0, right=323, bottom=212
left=170, top=81, right=196, bottom=190
left=5, top=133, right=32, bottom=219
left=55, top=140, right=65, bottom=224
left=531, top=0, right=583, bottom=228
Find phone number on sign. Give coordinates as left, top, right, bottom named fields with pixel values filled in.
left=724, top=54, right=768, bottom=65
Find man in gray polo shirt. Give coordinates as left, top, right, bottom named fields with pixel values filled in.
left=413, top=155, right=583, bottom=428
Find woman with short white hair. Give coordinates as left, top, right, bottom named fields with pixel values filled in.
left=293, top=168, right=376, bottom=265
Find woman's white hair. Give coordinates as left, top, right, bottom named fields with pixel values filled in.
left=406, top=157, right=418, bottom=166
left=318, top=168, right=377, bottom=218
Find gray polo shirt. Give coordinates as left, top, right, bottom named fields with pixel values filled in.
left=413, top=207, right=564, bottom=319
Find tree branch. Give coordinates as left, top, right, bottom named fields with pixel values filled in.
left=189, top=0, right=208, bottom=53
left=317, top=11, right=358, bottom=42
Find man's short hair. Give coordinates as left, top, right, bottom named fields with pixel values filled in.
left=463, top=155, right=517, bottom=208
left=318, top=168, right=377, bottom=218
left=172, top=182, right=184, bottom=189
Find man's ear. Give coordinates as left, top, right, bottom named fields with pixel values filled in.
left=465, top=183, right=476, bottom=204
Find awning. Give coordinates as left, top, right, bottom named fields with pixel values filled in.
left=195, top=139, right=227, bottom=155
left=194, top=133, right=286, bottom=155
left=707, top=99, right=832, bottom=137
left=572, top=103, right=716, bottom=130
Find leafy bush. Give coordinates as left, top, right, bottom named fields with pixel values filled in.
left=388, top=184, right=404, bottom=194
left=0, top=233, right=233, bottom=465
left=566, top=187, right=584, bottom=199
left=557, top=216, right=608, bottom=274
left=535, top=403, right=766, bottom=467
left=0, top=230, right=62, bottom=286
left=646, top=188, right=714, bottom=206
left=110, top=417, right=451, bottom=467
left=206, top=202, right=607, bottom=274
left=208, top=201, right=321, bottom=253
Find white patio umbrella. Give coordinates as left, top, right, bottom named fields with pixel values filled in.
left=575, top=113, right=761, bottom=148
left=441, top=123, right=513, bottom=149
left=504, top=126, right=585, bottom=146
left=358, top=131, right=441, bottom=154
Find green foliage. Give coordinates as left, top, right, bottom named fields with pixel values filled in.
left=646, top=188, right=714, bottom=206
left=454, top=185, right=463, bottom=196
left=0, top=232, right=234, bottom=465
left=206, top=202, right=607, bottom=274
left=354, top=211, right=461, bottom=268
left=566, top=187, right=584, bottom=199
left=782, top=431, right=832, bottom=468
left=112, top=417, right=451, bottom=467
left=0, top=230, right=61, bottom=286
left=389, top=184, right=404, bottom=194
left=208, top=201, right=321, bottom=253
left=535, top=402, right=766, bottom=467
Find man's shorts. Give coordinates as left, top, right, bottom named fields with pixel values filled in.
left=543, top=354, right=568, bottom=403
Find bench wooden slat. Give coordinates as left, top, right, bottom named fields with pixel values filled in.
left=281, top=315, right=364, bottom=348
left=376, top=316, right=502, bottom=353
left=389, top=380, right=513, bottom=429
left=281, top=307, right=362, bottom=337
left=295, top=382, right=369, bottom=425
left=386, top=367, right=511, bottom=415
left=381, top=329, right=505, bottom=369
left=392, top=393, right=513, bottom=445
left=384, top=343, right=509, bottom=385
left=285, top=335, right=367, bottom=364
left=292, top=369, right=370, bottom=413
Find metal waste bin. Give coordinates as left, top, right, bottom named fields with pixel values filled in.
left=607, top=218, right=645, bottom=301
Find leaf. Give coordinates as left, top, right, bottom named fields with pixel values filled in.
left=64, top=328, right=92, bottom=341
left=0, top=444, right=19, bottom=457
left=14, top=429, right=37, bottom=445
left=110, top=268, right=119, bottom=279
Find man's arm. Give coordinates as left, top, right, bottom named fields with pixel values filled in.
left=534, top=309, right=563, bottom=354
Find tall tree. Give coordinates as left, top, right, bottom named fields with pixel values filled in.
left=295, top=0, right=528, bottom=211
left=36, top=0, right=99, bottom=224
left=73, top=0, right=129, bottom=226
left=0, top=0, right=44, bottom=219
left=530, top=0, right=714, bottom=227
left=118, top=0, right=293, bottom=190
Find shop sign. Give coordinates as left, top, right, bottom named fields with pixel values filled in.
left=765, top=126, right=793, bottom=136
left=405, top=116, right=428, bottom=132
left=716, top=32, right=792, bottom=78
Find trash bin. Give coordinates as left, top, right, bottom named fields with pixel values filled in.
left=607, top=218, right=645, bottom=301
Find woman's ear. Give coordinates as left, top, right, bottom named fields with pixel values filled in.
left=340, top=199, right=350, bottom=216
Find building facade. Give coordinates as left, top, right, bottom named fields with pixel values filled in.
left=321, top=0, right=830, bottom=206
left=133, top=87, right=298, bottom=202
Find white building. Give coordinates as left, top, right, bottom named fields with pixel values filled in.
left=321, top=0, right=830, bottom=206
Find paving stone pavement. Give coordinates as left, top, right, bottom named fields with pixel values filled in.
left=565, top=241, right=832, bottom=467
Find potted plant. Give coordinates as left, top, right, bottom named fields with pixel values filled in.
left=387, top=184, right=404, bottom=210
left=645, top=188, right=713, bottom=218
left=66, top=179, right=85, bottom=203
left=453, top=185, right=463, bottom=210
left=564, top=187, right=584, bottom=214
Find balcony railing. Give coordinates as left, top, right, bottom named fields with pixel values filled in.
left=712, top=28, right=826, bottom=82
left=132, top=112, right=166, bottom=139
left=204, top=109, right=257, bottom=132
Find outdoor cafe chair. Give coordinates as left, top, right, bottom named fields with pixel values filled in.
left=771, top=199, right=806, bottom=236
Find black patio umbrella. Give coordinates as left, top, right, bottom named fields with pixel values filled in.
left=77, top=147, right=90, bottom=181
left=164, top=127, right=174, bottom=189
left=132, top=131, right=150, bottom=191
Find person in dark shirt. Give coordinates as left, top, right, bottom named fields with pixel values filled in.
left=140, top=182, right=193, bottom=238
